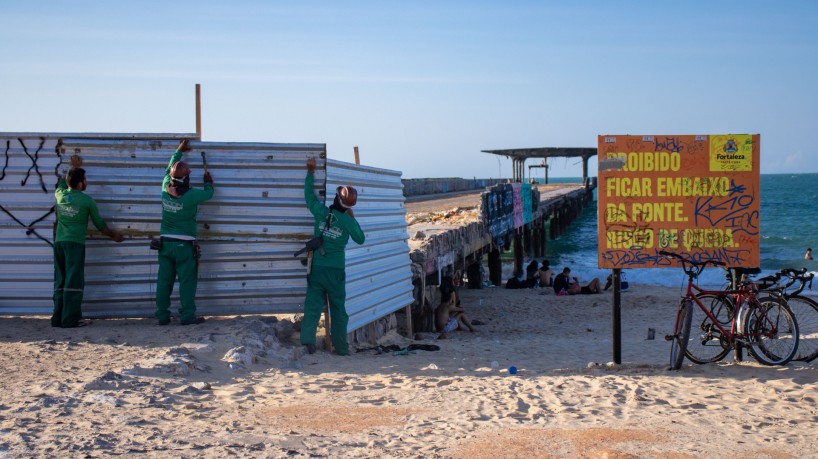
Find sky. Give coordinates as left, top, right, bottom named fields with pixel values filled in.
left=1, top=1, right=817, bottom=179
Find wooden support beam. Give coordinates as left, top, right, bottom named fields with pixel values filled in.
left=323, top=301, right=332, bottom=352
left=532, top=225, right=540, bottom=257
left=488, top=248, right=502, bottom=287
left=612, top=268, right=622, bottom=364
left=404, top=303, right=413, bottom=337
left=523, top=224, right=532, bottom=258
left=513, top=232, right=523, bottom=277
left=195, top=83, right=202, bottom=139
left=466, top=258, right=482, bottom=289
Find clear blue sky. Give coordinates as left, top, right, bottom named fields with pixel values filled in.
left=2, top=1, right=816, bottom=178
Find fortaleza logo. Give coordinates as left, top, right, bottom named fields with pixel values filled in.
left=58, top=204, right=79, bottom=217
left=162, top=198, right=184, bottom=213
left=710, top=134, right=753, bottom=171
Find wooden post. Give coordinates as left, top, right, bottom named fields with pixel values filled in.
left=532, top=225, right=540, bottom=258
left=523, top=224, right=532, bottom=258
left=195, top=83, right=202, bottom=139
left=612, top=268, right=622, bottom=364
left=582, top=156, right=589, bottom=187
left=730, top=268, right=744, bottom=362
left=404, top=303, right=414, bottom=336
left=323, top=299, right=333, bottom=352
left=513, top=231, right=523, bottom=277
left=541, top=217, right=548, bottom=255
left=354, top=146, right=360, bottom=165
left=488, top=247, right=502, bottom=287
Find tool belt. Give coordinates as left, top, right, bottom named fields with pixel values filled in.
left=150, top=237, right=201, bottom=259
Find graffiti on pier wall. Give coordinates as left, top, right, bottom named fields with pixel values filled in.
left=597, top=134, right=760, bottom=269
left=482, top=183, right=539, bottom=249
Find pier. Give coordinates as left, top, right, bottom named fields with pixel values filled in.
left=399, top=147, right=597, bottom=333
left=401, top=179, right=595, bottom=332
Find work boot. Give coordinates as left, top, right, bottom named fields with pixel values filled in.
left=305, top=344, right=316, bottom=354
left=181, top=317, right=206, bottom=326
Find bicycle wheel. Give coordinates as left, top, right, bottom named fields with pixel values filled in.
left=784, top=295, right=818, bottom=362
left=743, top=296, right=799, bottom=365
left=684, top=294, right=731, bottom=364
left=669, top=299, right=692, bottom=370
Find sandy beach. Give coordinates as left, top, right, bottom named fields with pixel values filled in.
left=1, top=284, right=817, bottom=458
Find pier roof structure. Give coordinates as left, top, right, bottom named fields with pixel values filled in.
left=481, top=147, right=597, bottom=184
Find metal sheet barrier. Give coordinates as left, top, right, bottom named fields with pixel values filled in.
left=1, top=133, right=413, bottom=333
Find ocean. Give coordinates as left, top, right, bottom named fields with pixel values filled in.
left=535, top=174, right=818, bottom=292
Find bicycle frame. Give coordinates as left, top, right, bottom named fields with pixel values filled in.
left=684, top=280, right=770, bottom=347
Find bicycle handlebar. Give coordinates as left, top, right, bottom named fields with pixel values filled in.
left=777, top=267, right=814, bottom=295
left=658, top=251, right=726, bottom=279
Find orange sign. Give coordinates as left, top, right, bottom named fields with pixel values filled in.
left=597, top=134, right=760, bottom=269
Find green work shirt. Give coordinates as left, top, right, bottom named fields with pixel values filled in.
left=304, top=172, right=365, bottom=269
left=160, top=149, right=214, bottom=238
left=54, top=177, right=108, bottom=244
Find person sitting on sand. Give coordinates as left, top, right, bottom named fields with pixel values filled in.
left=604, top=272, right=629, bottom=291
left=436, top=284, right=475, bottom=334
left=525, top=260, right=540, bottom=288
left=553, top=267, right=602, bottom=295
left=538, top=259, right=554, bottom=287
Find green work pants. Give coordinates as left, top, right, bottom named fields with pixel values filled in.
left=155, top=239, right=198, bottom=323
left=301, top=266, right=349, bottom=355
left=52, top=241, right=86, bottom=328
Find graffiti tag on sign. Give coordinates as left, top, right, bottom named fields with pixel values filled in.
left=597, top=134, right=760, bottom=268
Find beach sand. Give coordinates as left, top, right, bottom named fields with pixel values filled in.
left=1, top=285, right=816, bottom=458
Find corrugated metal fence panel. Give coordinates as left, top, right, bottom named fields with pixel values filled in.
left=0, top=134, right=327, bottom=317
left=0, top=133, right=194, bottom=314
left=325, top=159, right=414, bottom=332
left=2, top=134, right=413, bottom=334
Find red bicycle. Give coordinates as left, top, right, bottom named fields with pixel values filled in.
left=662, top=251, right=799, bottom=370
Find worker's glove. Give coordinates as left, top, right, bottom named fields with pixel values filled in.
left=177, top=139, right=191, bottom=153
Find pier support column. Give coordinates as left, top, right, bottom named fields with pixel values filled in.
left=582, top=156, right=589, bottom=187
left=466, top=258, right=482, bottom=289
left=513, top=231, right=523, bottom=277
left=523, top=224, right=532, bottom=258
left=532, top=224, right=541, bottom=258
left=560, top=208, right=568, bottom=235
left=488, top=247, right=502, bottom=288
left=541, top=217, right=548, bottom=255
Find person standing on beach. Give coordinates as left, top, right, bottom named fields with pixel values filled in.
left=806, top=248, right=813, bottom=260
left=301, top=157, right=365, bottom=355
left=52, top=155, right=124, bottom=328
left=155, top=139, right=214, bottom=326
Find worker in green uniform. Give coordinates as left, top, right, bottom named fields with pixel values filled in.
left=301, top=157, right=365, bottom=355
left=53, top=155, right=124, bottom=328
left=155, top=139, right=214, bottom=325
